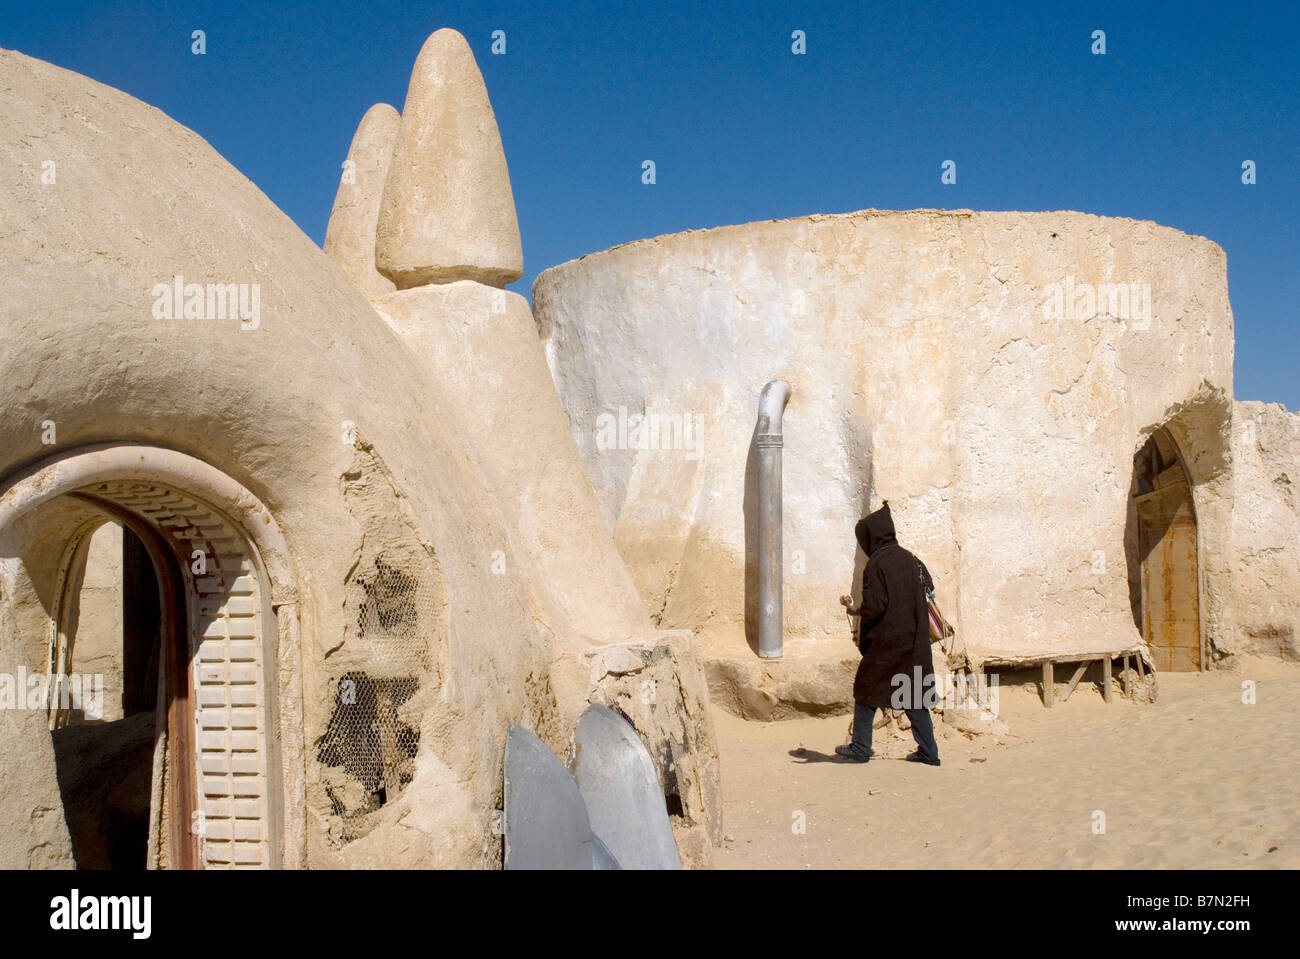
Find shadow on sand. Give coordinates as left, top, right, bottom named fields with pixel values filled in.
left=788, top=747, right=862, bottom=765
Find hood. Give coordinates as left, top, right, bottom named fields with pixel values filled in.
left=855, top=501, right=897, bottom=556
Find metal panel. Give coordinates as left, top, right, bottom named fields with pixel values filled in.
left=591, top=831, right=622, bottom=870
left=503, top=725, right=593, bottom=870
left=570, top=704, right=682, bottom=870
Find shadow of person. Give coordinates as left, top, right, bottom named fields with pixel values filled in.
left=788, top=747, right=859, bottom=764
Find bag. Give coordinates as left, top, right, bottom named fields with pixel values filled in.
left=926, top=589, right=954, bottom=644
left=918, top=561, right=955, bottom=644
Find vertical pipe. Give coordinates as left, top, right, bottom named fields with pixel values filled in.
left=756, top=380, right=792, bottom=659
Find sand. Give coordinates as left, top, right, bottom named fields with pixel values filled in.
left=711, top=657, right=1299, bottom=869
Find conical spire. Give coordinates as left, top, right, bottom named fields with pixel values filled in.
left=375, top=29, right=523, bottom=288
left=324, top=102, right=401, bottom=300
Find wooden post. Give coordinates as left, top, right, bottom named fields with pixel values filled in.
left=1123, top=654, right=1131, bottom=699
left=1042, top=660, right=1054, bottom=707
left=1102, top=656, right=1113, bottom=704
left=1061, top=662, right=1088, bottom=703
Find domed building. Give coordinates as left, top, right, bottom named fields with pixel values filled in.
left=0, top=31, right=719, bottom=870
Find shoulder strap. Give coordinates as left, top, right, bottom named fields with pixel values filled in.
left=915, top=555, right=933, bottom=593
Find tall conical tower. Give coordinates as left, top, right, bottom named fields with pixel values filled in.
left=372, top=28, right=523, bottom=289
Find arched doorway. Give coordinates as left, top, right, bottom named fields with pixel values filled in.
left=1131, top=428, right=1203, bottom=671
left=0, top=445, right=300, bottom=868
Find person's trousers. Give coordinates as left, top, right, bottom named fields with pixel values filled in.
left=848, top=704, right=939, bottom=762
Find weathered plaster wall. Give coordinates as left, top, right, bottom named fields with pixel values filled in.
left=533, top=210, right=1237, bottom=664
left=67, top=522, right=125, bottom=722
left=364, top=279, right=723, bottom=864
left=0, top=566, right=73, bottom=867
left=1230, top=401, right=1300, bottom=661
left=371, top=282, right=651, bottom=650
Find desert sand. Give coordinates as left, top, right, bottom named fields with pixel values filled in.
left=712, top=657, right=1298, bottom=869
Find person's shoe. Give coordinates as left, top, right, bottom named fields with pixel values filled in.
left=834, top=745, right=870, bottom=763
left=905, top=751, right=941, bottom=766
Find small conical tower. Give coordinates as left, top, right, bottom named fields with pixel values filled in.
left=324, top=102, right=401, bottom=300
left=373, top=28, right=523, bottom=288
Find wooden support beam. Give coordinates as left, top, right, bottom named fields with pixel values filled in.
left=1042, top=660, right=1054, bottom=707
left=1123, top=654, right=1131, bottom=699
left=1102, top=656, right=1113, bottom=704
left=1061, top=662, right=1089, bottom=703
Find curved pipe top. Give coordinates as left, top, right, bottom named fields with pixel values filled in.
left=756, top=380, right=792, bottom=445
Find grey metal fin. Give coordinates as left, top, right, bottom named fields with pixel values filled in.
left=590, top=830, right=623, bottom=870
left=570, top=704, right=682, bottom=870
left=503, top=724, right=593, bottom=870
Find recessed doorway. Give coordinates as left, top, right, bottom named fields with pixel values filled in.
left=1131, top=428, right=1202, bottom=671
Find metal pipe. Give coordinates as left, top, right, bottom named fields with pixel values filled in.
left=756, top=380, right=791, bottom=659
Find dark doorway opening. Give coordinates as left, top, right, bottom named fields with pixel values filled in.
left=51, top=521, right=162, bottom=869
left=1127, top=429, right=1202, bottom=672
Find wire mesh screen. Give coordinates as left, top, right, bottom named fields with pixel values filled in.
left=317, top=553, right=435, bottom=844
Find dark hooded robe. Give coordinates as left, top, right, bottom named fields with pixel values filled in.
left=851, top=502, right=936, bottom=710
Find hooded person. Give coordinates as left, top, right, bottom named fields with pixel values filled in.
left=836, top=501, right=941, bottom=765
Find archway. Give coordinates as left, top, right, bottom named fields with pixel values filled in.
left=0, top=445, right=301, bottom=868
left=1129, top=428, right=1202, bottom=671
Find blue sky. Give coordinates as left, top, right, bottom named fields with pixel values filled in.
left=4, top=0, right=1297, bottom=407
